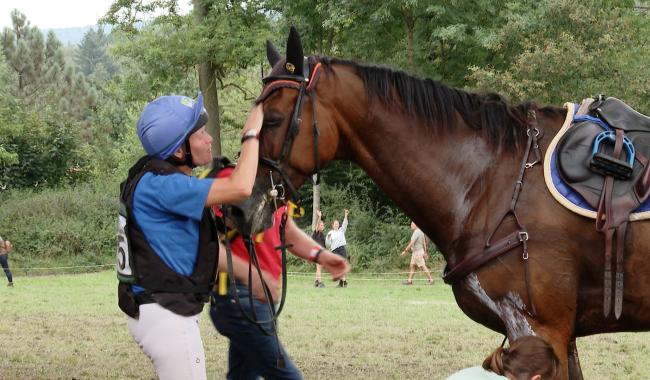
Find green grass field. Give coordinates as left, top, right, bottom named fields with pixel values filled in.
left=0, top=271, right=648, bottom=379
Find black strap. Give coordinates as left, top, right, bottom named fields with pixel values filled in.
left=311, top=92, right=321, bottom=185
left=134, top=293, right=155, bottom=305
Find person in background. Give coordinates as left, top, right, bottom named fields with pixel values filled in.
left=446, top=335, right=560, bottom=380
left=0, top=235, right=14, bottom=286
left=312, top=210, right=326, bottom=288
left=117, top=93, right=264, bottom=380
left=400, top=222, right=434, bottom=285
left=326, top=209, right=350, bottom=287
left=210, top=165, right=350, bottom=379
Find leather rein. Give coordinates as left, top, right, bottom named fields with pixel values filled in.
left=442, top=110, right=542, bottom=317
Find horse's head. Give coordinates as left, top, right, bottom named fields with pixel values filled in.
left=234, top=28, right=340, bottom=234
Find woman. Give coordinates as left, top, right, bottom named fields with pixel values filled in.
left=209, top=165, right=350, bottom=379
left=325, top=209, right=350, bottom=287
left=312, top=210, right=326, bottom=287
left=117, top=93, right=263, bottom=380
left=447, top=336, right=560, bottom=380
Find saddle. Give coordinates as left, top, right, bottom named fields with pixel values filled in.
left=557, top=96, right=650, bottom=319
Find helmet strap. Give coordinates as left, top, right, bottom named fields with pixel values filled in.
left=165, top=140, right=195, bottom=168
left=184, top=139, right=195, bottom=168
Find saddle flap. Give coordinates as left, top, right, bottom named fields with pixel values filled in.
left=556, top=120, right=644, bottom=208
left=592, top=97, right=650, bottom=132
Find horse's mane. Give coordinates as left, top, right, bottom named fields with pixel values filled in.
left=318, top=57, right=560, bottom=150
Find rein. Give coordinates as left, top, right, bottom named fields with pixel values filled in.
left=220, top=206, right=290, bottom=368
left=442, top=110, right=542, bottom=317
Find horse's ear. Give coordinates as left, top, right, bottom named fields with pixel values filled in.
left=285, top=26, right=304, bottom=76
left=266, top=40, right=281, bottom=68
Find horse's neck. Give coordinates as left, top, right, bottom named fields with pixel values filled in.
left=339, top=106, right=522, bottom=257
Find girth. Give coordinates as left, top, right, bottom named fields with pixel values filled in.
left=556, top=96, right=650, bottom=319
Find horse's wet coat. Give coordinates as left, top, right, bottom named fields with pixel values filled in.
left=465, top=273, right=535, bottom=339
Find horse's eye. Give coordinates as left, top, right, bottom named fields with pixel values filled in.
left=263, top=112, right=284, bottom=129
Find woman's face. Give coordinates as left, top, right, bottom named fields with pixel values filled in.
left=318, top=221, right=325, bottom=231
left=188, top=126, right=213, bottom=166
left=332, top=220, right=340, bottom=230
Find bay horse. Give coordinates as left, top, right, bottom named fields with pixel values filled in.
left=234, top=28, right=650, bottom=379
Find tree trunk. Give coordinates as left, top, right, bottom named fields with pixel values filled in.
left=198, top=62, right=221, bottom=156
left=402, top=6, right=415, bottom=73
left=325, top=29, right=335, bottom=56
left=193, top=1, right=221, bottom=157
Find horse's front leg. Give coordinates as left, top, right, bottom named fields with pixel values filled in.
left=567, top=338, right=584, bottom=380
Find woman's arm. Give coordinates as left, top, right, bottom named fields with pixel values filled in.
left=341, top=210, right=349, bottom=233
left=284, top=219, right=349, bottom=280
left=205, top=105, right=264, bottom=206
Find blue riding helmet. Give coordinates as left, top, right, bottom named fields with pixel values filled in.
left=137, top=94, right=208, bottom=159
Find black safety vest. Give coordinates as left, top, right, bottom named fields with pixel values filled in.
left=117, top=156, right=219, bottom=318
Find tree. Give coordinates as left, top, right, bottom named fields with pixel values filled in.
left=0, top=46, right=18, bottom=169
left=468, top=0, right=650, bottom=110
left=1, top=10, right=97, bottom=120
left=75, top=27, right=117, bottom=78
left=102, top=0, right=271, bottom=155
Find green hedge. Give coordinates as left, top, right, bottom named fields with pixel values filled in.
left=0, top=181, right=118, bottom=271
left=0, top=170, right=440, bottom=274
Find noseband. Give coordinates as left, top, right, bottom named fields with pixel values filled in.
left=257, top=58, right=323, bottom=205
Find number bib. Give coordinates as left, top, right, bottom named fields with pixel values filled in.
left=116, top=202, right=136, bottom=283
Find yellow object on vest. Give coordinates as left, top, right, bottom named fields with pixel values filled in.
left=217, top=272, right=228, bottom=295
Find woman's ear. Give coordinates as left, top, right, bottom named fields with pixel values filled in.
left=531, top=375, right=541, bottom=380
left=172, top=145, right=185, bottom=160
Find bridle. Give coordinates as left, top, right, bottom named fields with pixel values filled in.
left=257, top=57, right=324, bottom=207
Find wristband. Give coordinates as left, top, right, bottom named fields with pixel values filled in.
left=241, top=129, right=259, bottom=144
left=310, top=246, right=324, bottom=264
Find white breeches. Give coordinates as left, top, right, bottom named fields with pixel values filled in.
left=127, top=303, right=207, bottom=380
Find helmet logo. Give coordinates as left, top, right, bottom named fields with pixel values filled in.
left=285, top=62, right=295, bottom=74
left=180, top=97, right=195, bottom=108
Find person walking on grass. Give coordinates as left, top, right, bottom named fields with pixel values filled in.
left=400, top=222, right=434, bottom=285
left=117, top=93, right=264, bottom=380
left=0, top=236, right=14, bottom=286
left=326, top=209, right=350, bottom=287
left=312, top=210, right=327, bottom=288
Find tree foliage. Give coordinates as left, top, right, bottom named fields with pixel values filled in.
left=75, top=27, right=118, bottom=78
left=102, top=0, right=271, bottom=154
left=1, top=10, right=97, bottom=119
left=468, top=0, right=650, bottom=109
left=0, top=11, right=95, bottom=190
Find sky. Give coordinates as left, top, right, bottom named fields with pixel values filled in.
left=0, top=0, right=191, bottom=30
